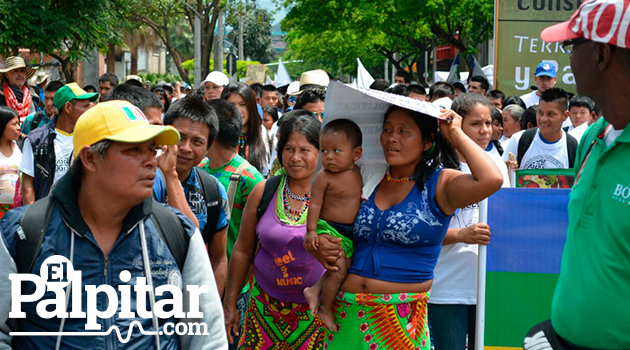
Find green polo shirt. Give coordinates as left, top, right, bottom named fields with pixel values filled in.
left=551, top=117, right=630, bottom=349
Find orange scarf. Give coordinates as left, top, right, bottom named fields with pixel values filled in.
left=3, top=83, right=31, bottom=122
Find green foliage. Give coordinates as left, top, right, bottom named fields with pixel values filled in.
left=182, top=59, right=263, bottom=82
left=0, top=0, right=126, bottom=79
left=282, top=0, right=493, bottom=78
left=225, top=2, right=276, bottom=63
left=170, top=24, right=195, bottom=61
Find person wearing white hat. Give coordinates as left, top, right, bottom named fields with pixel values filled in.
left=0, top=57, right=36, bottom=122
left=289, top=69, right=330, bottom=97
left=203, top=71, right=230, bottom=101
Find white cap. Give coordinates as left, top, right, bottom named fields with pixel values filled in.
left=202, top=71, right=229, bottom=86
left=286, top=81, right=300, bottom=95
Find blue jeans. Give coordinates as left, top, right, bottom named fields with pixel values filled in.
left=428, top=304, right=477, bottom=350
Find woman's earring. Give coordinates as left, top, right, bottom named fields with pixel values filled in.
left=427, top=141, right=436, bottom=155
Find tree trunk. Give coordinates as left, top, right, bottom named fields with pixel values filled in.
left=199, top=0, right=221, bottom=80
left=106, top=42, right=116, bottom=73
left=130, top=44, right=138, bottom=75
left=62, top=61, right=75, bottom=83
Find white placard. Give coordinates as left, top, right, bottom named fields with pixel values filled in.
left=323, top=81, right=443, bottom=166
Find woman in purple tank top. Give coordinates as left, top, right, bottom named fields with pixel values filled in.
left=309, top=105, right=504, bottom=350
left=224, top=111, right=328, bottom=350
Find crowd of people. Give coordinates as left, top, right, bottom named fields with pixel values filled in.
left=0, top=0, right=628, bottom=349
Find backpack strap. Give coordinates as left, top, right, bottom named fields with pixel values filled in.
left=30, top=111, right=44, bottom=132
left=17, top=195, right=190, bottom=275
left=257, top=175, right=283, bottom=220
left=565, top=132, right=578, bottom=169
left=17, top=196, right=55, bottom=275
left=517, top=128, right=538, bottom=168
left=194, top=167, right=221, bottom=243
left=150, top=199, right=189, bottom=271
left=226, top=162, right=249, bottom=220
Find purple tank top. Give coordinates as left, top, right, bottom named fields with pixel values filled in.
left=254, top=193, right=326, bottom=304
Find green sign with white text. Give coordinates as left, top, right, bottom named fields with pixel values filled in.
left=495, top=0, right=582, bottom=96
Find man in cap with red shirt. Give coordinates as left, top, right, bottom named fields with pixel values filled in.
left=525, top=0, right=630, bottom=349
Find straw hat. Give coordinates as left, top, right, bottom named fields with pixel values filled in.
left=30, top=71, right=49, bottom=86
left=288, top=69, right=330, bottom=96
left=0, top=56, right=36, bottom=82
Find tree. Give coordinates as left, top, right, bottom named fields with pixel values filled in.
left=226, top=3, right=275, bottom=63
left=282, top=0, right=493, bottom=81
left=128, top=0, right=221, bottom=85
left=0, top=0, right=126, bottom=82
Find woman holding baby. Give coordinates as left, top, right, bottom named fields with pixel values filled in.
left=223, top=110, right=328, bottom=350
left=310, top=105, right=503, bottom=350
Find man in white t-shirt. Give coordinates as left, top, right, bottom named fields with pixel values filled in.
left=19, top=83, right=98, bottom=204
left=520, top=61, right=558, bottom=108
left=505, top=88, right=577, bottom=170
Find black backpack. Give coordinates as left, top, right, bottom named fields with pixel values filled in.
left=192, top=167, right=223, bottom=244
left=16, top=197, right=190, bottom=277
left=517, top=128, right=578, bottom=169
left=155, top=167, right=223, bottom=244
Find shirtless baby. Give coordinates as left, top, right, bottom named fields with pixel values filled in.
left=304, top=118, right=363, bottom=331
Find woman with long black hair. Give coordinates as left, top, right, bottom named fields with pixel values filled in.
left=0, top=107, right=22, bottom=217
left=222, top=83, right=269, bottom=175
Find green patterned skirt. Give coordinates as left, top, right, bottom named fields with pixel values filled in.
left=324, top=290, right=431, bottom=350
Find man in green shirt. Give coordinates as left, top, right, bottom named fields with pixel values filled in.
left=200, top=99, right=264, bottom=260
left=524, top=1, right=630, bottom=349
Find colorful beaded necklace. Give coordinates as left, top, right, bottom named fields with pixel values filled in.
left=282, top=180, right=310, bottom=221
left=238, top=135, right=247, bottom=147
left=238, top=135, right=249, bottom=159
left=386, top=167, right=420, bottom=183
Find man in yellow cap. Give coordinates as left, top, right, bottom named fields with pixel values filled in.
left=0, top=100, right=228, bottom=349
left=19, top=82, right=98, bottom=204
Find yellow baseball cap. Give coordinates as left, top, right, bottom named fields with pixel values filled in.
left=73, top=100, right=180, bottom=158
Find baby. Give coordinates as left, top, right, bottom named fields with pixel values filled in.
left=304, top=118, right=363, bottom=331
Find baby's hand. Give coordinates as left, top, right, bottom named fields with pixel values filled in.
left=304, top=231, right=319, bottom=251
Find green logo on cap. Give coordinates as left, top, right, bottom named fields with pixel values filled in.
left=120, top=106, right=147, bottom=122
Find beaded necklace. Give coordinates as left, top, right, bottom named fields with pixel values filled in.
left=238, top=135, right=247, bottom=147
left=238, top=135, right=249, bottom=159
left=282, top=180, right=310, bottom=221
left=285, top=181, right=310, bottom=201
left=386, top=167, right=420, bottom=183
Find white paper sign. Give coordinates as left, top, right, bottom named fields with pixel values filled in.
left=323, top=81, right=443, bottom=166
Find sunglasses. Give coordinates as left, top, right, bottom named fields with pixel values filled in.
left=313, top=111, right=325, bottom=119
left=561, top=38, right=589, bottom=55
left=288, top=96, right=297, bottom=103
